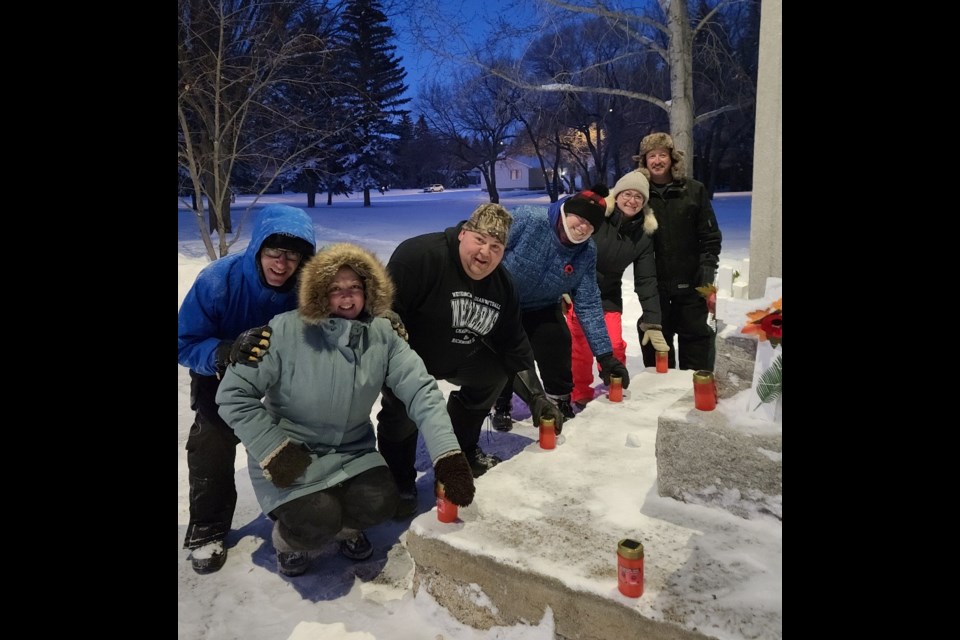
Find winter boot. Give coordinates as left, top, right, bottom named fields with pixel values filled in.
left=548, top=393, right=577, bottom=420
left=393, top=482, right=418, bottom=520
left=190, top=540, right=227, bottom=574
left=339, top=531, right=373, bottom=561
left=271, top=522, right=311, bottom=576
left=277, top=551, right=310, bottom=577
left=492, top=397, right=513, bottom=432
left=465, top=447, right=502, bottom=478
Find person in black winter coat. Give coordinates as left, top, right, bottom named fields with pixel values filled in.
left=566, top=169, right=668, bottom=408
left=634, top=132, right=722, bottom=370
left=376, top=204, right=564, bottom=518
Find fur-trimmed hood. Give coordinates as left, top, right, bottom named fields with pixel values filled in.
left=297, top=243, right=395, bottom=324
left=633, top=132, right=686, bottom=183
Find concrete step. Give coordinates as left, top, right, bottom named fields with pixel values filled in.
left=404, top=368, right=782, bottom=639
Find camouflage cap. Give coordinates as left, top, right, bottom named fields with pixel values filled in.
left=462, top=203, right=513, bottom=244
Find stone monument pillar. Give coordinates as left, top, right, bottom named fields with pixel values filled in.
left=748, top=0, right=782, bottom=298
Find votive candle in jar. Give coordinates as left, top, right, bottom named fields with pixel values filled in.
left=693, top=370, right=717, bottom=411
left=608, top=376, right=623, bottom=402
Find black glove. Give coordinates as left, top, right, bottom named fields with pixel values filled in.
left=597, top=353, right=630, bottom=389
left=261, top=440, right=311, bottom=488
left=511, top=369, right=564, bottom=433
left=530, top=395, right=565, bottom=435
left=697, top=265, right=716, bottom=287
left=381, top=310, right=408, bottom=342
left=232, top=325, right=273, bottom=364
left=215, top=340, right=234, bottom=375
left=217, top=326, right=273, bottom=376
left=434, top=453, right=475, bottom=506
left=697, top=255, right=717, bottom=287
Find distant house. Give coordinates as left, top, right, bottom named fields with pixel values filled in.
left=481, top=156, right=546, bottom=191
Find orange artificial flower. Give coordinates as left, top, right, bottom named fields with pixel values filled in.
left=741, top=298, right=782, bottom=348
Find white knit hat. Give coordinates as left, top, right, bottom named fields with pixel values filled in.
left=610, top=170, right=651, bottom=213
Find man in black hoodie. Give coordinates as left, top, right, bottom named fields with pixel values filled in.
left=376, top=204, right=564, bottom=517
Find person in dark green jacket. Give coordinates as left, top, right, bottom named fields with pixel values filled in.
left=217, top=243, right=475, bottom=577
left=635, top=133, right=722, bottom=371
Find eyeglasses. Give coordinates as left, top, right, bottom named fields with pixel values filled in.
left=262, top=247, right=303, bottom=262
left=618, top=191, right=645, bottom=203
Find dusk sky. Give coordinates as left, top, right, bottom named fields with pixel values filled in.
left=390, top=0, right=540, bottom=101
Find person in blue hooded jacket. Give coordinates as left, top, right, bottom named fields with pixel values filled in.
left=492, top=186, right=631, bottom=431
left=177, top=204, right=316, bottom=574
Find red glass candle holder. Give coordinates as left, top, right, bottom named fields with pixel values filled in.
left=608, top=376, right=623, bottom=402
left=655, top=351, right=668, bottom=373
left=436, top=481, right=458, bottom=523
left=617, top=538, right=644, bottom=598
left=693, top=370, right=717, bottom=411
left=539, top=417, right=557, bottom=449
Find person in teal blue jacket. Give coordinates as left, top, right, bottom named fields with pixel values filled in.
left=217, top=243, right=475, bottom=577
left=493, top=187, right=631, bottom=430
left=178, top=204, right=315, bottom=574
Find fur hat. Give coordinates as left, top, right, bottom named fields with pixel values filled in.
left=462, top=203, right=513, bottom=244
left=561, top=184, right=612, bottom=230
left=261, top=233, right=314, bottom=260
left=632, top=132, right=686, bottom=182
left=297, top=243, right=394, bottom=324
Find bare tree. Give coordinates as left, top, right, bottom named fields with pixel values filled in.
left=178, top=0, right=343, bottom=260
left=509, top=90, right=568, bottom=202
left=417, top=70, right=519, bottom=204
left=400, top=0, right=748, bottom=176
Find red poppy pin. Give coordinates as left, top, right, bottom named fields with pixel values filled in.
left=564, top=264, right=574, bottom=275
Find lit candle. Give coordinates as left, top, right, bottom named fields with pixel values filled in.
left=608, top=376, right=623, bottom=402
left=539, top=417, right=557, bottom=449
left=436, top=481, right=458, bottom=523
left=655, top=351, right=668, bottom=373
left=693, top=370, right=717, bottom=411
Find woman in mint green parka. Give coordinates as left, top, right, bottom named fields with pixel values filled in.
left=216, top=243, right=475, bottom=576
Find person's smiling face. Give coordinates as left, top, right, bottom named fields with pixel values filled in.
left=327, top=266, right=365, bottom=319
left=616, top=190, right=645, bottom=218
left=644, top=148, right=673, bottom=183
left=458, top=229, right=505, bottom=280
left=259, top=247, right=302, bottom=287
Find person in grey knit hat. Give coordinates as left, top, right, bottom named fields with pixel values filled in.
left=565, top=168, right=669, bottom=408
left=634, top=132, right=722, bottom=370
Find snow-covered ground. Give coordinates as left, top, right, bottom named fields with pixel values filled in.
left=178, top=188, right=780, bottom=640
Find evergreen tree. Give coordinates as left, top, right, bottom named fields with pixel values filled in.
left=336, top=0, right=409, bottom=206
left=409, top=114, right=445, bottom=188
left=393, top=112, right=415, bottom=189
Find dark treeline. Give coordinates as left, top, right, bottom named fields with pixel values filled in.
left=179, top=0, right=760, bottom=257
